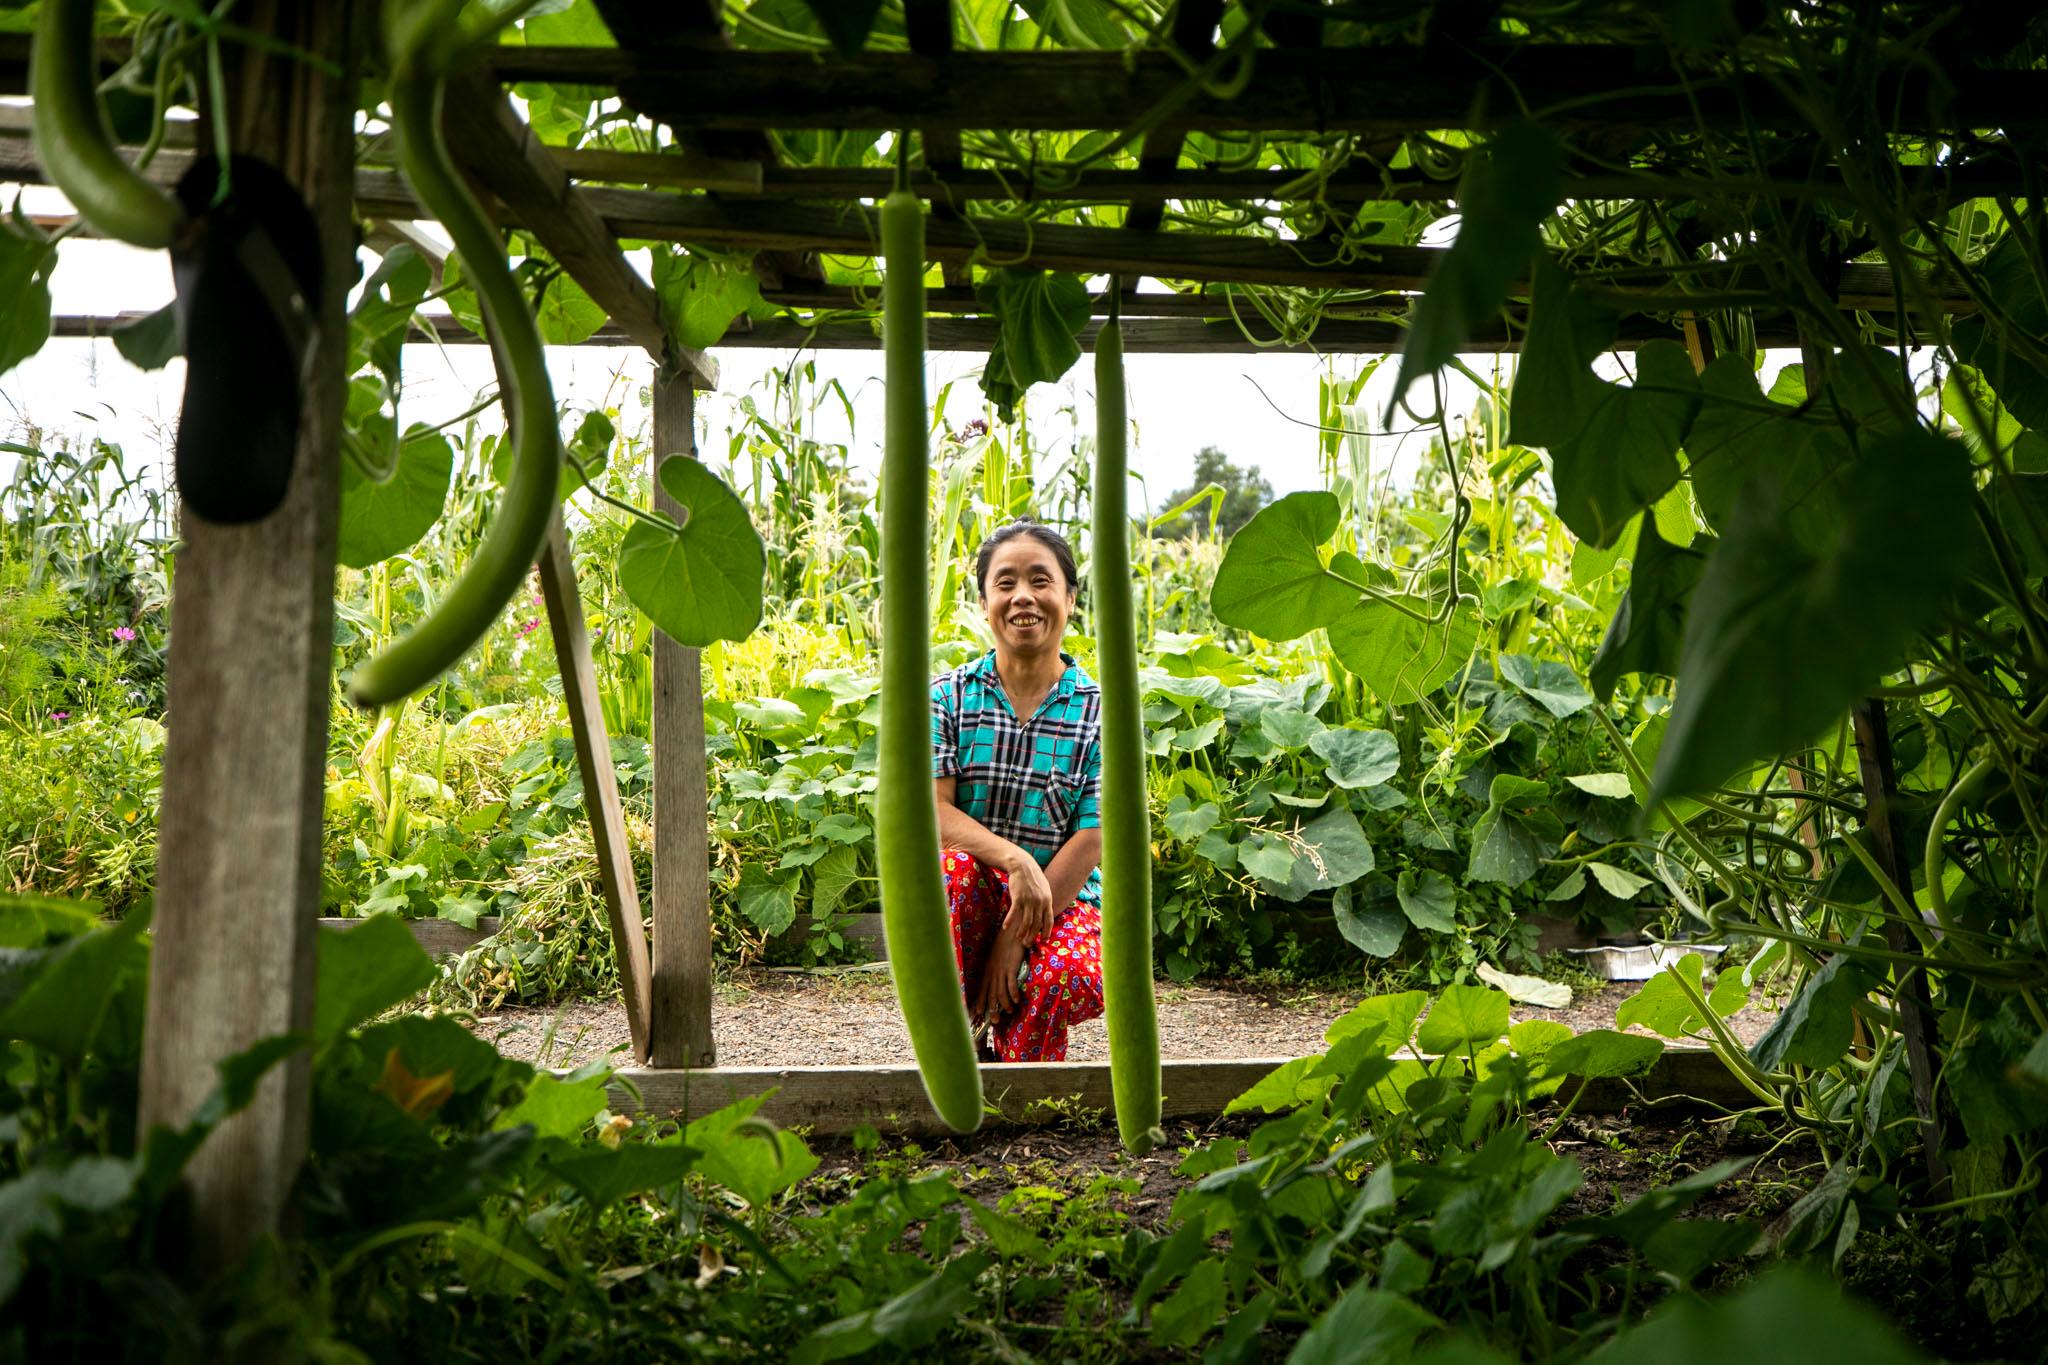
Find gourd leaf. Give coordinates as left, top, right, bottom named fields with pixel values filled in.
left=1651, top=429, right=1981, bottom=802
left=1333, top=880, right=1406, bottom=957
left=533, top=268, right=607, bottom=345
left=339, top=425, right=454, bottom=569
left=0, top=214, right=55, bottom=380
left=737, top=866, right=799, bottom=936
left=1749, top=954, right=1874, bottom=1073
left=1587, top=519, right=1710, bottom=700
left=1511, top=261, right=1699, bottom=546
left=313, top=915, right=436, bottom=1043
left=1951, top=233, right=2048, bottom=430
left=1390, top=122, right=1562, bottom=412
left=1466, top=774, right=1564, bottom=886
left=1684, top=355, right=1851, bottom=545
left=1415, top=984, right=1511, bottom=1055
left=1545, top=1029, right=1664, bottom=1079
left=976, top=269, right=1090, bottom=418
left=1309, top=726, right=1400, bottom=789
left=112, top=303, right=180, bottom=371
left=1497, top=653, right=1594, bottom=718
left=620, top=457, right=766, bottom=648
left=1325, top=595, right=1480, bottom=704
left=1257, top=806, right=1375, bottom=903
left=1396, top=867, right=1457, bottom=932
left=1210, top=492, right=1359, bottom=639
left=653, top=246, right=763, bottom=352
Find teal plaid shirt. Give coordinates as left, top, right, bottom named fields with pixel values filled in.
left=931, top=650, right=1103, bottom=905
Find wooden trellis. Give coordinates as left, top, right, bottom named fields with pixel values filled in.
left=5, top=0, right=2026, bottom=1270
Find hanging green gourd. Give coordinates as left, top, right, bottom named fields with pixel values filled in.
left=1092, top=293, right=1163, bottom=1154
left=877, top=139, right=982, bottom=1133
left=29, top=0, right=182, bottom=250
left=347, top=1, right=565, bottom=707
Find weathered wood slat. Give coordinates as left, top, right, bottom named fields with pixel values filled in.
left=438, top=74, right=717, bottom=388
left=47, top=309, right=1812, bottom=354
left=604, top=1047, right=1751, bottom=1134
left=137, top=1, right=357, bottom=1280
left=467, top=45, right=2048, bottom=136
left=649, top=372, right=718, bottom=1069
left=537, top=515, right=655, bottom=1062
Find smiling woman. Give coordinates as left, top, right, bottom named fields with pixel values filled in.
left=931, top=519, right=1107, bottom=1062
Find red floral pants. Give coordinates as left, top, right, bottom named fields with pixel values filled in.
left=942, top=849, right=1104, bottom=1062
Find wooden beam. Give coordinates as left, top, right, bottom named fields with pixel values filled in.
left=536, top=513, right=655, bottom=1063
left=138, top=0, right=357, bottom=1279
left=1125, top=0, right=1222, bottom=236
left=649, top=371, right=718, bottom=1069
left=42, top=309, right=1815, bottom=355
left=604, top=1047, right=1753, bottom=1134
left=474, top=45, right=2048, bottom=135
left=436, top=73, right=716, bottom=388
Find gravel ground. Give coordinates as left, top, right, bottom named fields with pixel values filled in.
left=467, top=969, right=1782, bottom=1070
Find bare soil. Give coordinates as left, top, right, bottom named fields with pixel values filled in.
left=467, top=969, right=1782, bottom=1071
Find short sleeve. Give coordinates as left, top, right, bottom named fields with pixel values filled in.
left=1072, top=736, right=1102, bottom=831
left=930, top=675, right=961, bottom=779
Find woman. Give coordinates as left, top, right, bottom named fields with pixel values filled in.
left=931, top=519, right=1105, bottom=1062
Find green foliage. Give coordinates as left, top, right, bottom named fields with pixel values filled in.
left=618, top=455, right=768, bottom=647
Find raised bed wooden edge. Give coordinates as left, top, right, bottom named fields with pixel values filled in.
left=598, top=1047, right=1746, bottom=1135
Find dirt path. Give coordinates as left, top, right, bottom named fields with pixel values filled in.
left=467, top=970, right=1782, bottom=1071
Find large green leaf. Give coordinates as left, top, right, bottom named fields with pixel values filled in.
left=1466, top=774, right=1564, bottom=886
left=1586, top=1269, right=1928, bottom=1365
left=1396, top=867, right=1458, bottom=932
left=0, top=907, right=150, bottom=1063
left=314, top=915, right=437, bottom=1042
left=1259, top=806, right=1375, bottom=903
left=1512, top=263, right=1699, bottom=547
left=1684, top=355, right=1852, bottom=546
left=1325, top=595, right=1480, bottom=704
left=1748, top=954, right=1873, bottom=1073
left=1210, top=492, right=1358, bottom=639
left=1587, top=520, right=1710, bottom=700
left=1390, top=122, right=1562, bottom=409
left=1652, top=429, right=1981, bottom=801
left=977, top=268, right=1090, bottom=418
left=1308, top=726, right=1400, bottom=788
left=1951, top=233, right=2048, bottom=430
left=1288, top=1285, right=1440, bottom=1365
left=1333, top=880, right=1406, bottom=957
left=1416, top=983, right=1511, bottom=1055
left=1497, top=653, right=1593, bottom=718
left=653, top=247, right=763, bottom=352
left=620, top=457, right=766, bottom=647
left=0, top=215, right=54, bottom=380
left=338, top=426, right=454, bottom=569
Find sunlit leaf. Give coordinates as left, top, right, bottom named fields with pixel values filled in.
left=620, top=457, right=766, bottom=647
left=1210, top=492, right=1358, bottom=639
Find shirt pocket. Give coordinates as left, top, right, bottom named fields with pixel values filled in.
left=1038, top=770, right=1085, bottom=833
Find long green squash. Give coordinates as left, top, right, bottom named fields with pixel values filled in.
left=878, top=176, right=982, bottom=1132
left=348, top=4, right=563, bottom=708
left=30, top=0, right=183, bottom=250
left=1092, top=309, right=1163, bottom=1153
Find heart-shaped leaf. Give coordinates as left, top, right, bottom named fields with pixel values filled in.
left=619, top=457, right=766, bottom=647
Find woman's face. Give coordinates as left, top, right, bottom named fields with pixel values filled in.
left=981, top=536, right=1074, bottom=656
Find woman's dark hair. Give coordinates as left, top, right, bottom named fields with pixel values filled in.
left=973, top=519, right=1079, bottom=600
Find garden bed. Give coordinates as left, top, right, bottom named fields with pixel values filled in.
left=465, top=970, right=1783, bottom=1071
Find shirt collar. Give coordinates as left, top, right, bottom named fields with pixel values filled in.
left=972, top=650, right=1095, bottom=699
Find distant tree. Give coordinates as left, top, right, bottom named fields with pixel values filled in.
left=1151, top=447, right=1273, bottom=539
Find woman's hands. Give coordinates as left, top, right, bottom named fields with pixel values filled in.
left=972, top=928, right=1029, bottom=1026
left=1001, top=848, right=1059, bottom=942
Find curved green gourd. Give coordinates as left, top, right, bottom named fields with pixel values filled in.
left=30, top=0, right=183, bottom=250
left=877, top=181, right=982, bottom=1133
left=1092, top=314, right=1163, bottom=1153
left=347, top=7, right=563, bottom=708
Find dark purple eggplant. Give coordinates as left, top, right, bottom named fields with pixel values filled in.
left=170, top=155, right=322, bottom=525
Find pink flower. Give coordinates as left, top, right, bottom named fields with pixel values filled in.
left=50, top=711, right=69, bottom=722
left=112, top=626, right=137, bottom=642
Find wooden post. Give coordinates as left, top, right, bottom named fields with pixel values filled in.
left=138, top=2, right=358, bottom=1275
left=536, top=515, right=654, bottom=1061
left=649, top=367, right=717, bottom=1067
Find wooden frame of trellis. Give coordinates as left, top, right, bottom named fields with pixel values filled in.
left=0, top=0, right=2018, bottom=1272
